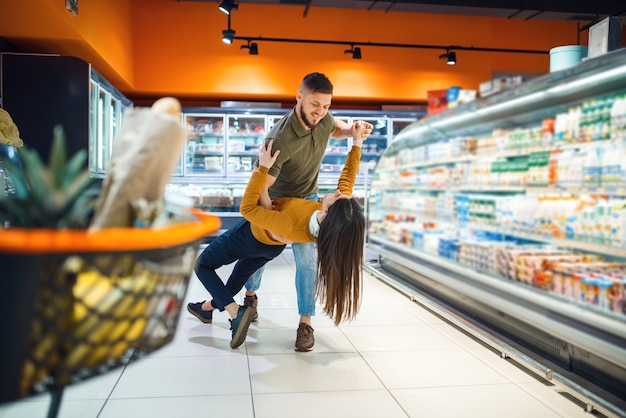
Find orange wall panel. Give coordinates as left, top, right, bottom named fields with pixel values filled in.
left=129, top=1, right=580, bottom=103
left=0, top=0, right=134, bottom=89
left=2, top=0, right=589, bottom=104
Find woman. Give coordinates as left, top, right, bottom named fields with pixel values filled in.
left=188, top=123, right=367, bottom=349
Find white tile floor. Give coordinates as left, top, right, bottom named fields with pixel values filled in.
left=0, top=249, right=602, bottom=418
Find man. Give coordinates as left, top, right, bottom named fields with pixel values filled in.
left=243, top=72, right=372, bottom=351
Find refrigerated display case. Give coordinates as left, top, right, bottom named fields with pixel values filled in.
left=184, top=113, right=226, bottom=176
left=366, top=48, right=626, bottom=416
left=226, top=114, right=266, bottom=178
left=321, top=116, right=351, bottom=177
left=167, top=108, right=423, bottom=235
left=89, top=70, right=134, bottom=175
left=0, top=53, right=132, bottom=174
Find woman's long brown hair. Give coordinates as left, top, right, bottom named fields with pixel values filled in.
left=316, top=198, right=365, bottom=325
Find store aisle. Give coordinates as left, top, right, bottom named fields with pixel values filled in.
left=0, top=248, right=601, bottom=418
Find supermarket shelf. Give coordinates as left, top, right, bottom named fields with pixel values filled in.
left=476, top=224, right=626, bottom=258
left=372, top=184, right=527, bottom=193
left=364, top=261, right=626, bottom=418
left=368, top=235, right=626, bottom=367
left=372, top=183, right=626, bottom=196
left=377, top=138, right=619, bottom=173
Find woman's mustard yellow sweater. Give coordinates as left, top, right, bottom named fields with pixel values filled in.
left=240, top=146, right=362, bottom=245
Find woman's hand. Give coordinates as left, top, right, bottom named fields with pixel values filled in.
left=351, top=121, right=371, bottom=147
left=259, top=139, right=280, bottom=168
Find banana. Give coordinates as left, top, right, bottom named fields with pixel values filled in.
left=21, top=259, right=163, bottom=395
left=64, top=267, right=156, bottom=370
left=73, top=271, right=115, bottom=321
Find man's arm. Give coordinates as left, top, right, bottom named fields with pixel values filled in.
left=330, top=118, right=374, bottom=140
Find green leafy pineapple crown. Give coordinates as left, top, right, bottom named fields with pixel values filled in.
left=0, top=125, right=100, bottom=228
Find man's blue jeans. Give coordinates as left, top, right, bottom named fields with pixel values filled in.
left=245, top=193, right=318, bottom=316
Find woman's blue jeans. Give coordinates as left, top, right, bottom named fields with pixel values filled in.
left=195, top=220, right=285, bottom=311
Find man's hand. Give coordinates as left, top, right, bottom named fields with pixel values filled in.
left=259, top=139, right=280, bottom=168
left=351, top=121, right=372, bottom=147
left=351, top=120, right=373, bottom=142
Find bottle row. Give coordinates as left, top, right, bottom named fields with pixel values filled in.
left=375, top=140, right=626, bottom=192
left=369, top=222, right=626, bottom=317
left=371, top=192, right=626, bottom=249
left=379, top=91, right=626, bottom=173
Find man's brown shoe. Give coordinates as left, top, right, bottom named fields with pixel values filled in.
left=295, top=322, right=314, bottom=352
left=243, top=295, right=259, bottom=321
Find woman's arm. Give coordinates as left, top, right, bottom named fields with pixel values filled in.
left=336, top=122, right=368, bottom=195
left=258, top=174, right=275, bottom=210
left=240, top=141, right=296, bottom=236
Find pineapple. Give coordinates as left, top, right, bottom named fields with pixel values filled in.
left=0, top=124, right=100, bottom=228
left=0, top=124, right=103, bottom=395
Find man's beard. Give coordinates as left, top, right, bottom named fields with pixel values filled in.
left=300, top=107, right=318, bottom=129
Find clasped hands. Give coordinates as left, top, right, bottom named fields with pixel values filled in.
left=351, top=120, right=373, bottom=143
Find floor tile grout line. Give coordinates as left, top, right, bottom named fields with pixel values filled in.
left=94, top=349, right=138, bottom=418
left=335, top=320, right=412, bottom=418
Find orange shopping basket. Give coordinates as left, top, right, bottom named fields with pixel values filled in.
left=0, top=211, right=220, bottom=414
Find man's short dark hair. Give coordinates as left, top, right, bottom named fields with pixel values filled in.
left=301, top=72, right=333, bottom=95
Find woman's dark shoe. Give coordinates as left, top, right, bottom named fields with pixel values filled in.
left=230, top=305, right=257, bottom=349
left=187, top=301, right=213, bottom=324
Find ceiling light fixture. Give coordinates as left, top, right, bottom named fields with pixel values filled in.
left=222, top=28, right=235, bottom=44
left=241, top=40, right=259, bottom=55
left=344, top=45, right=362, bottom=60
left=447, top=51, right=456, bottom=65
left=439, top=49, right=457, bottom=65
left=231, top=37, right=547, bottom=61
left=222, top=14, right=235, bottom=44
left=218, top=0, right=238, bottom=15
left=249, top=42, right=258, bottom=55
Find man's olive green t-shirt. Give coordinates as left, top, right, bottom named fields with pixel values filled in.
left=265, top=108, right=337, bottom=199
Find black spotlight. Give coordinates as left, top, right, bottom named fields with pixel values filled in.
left=219, top=0, right=238, bottom=15
left=222, top=29, right=235, bottom=44
left=241, top=41, right=259, bottom=55
left=447, top=51, right=456, bottom=65
left=344, top=45, right=362, bottom=59
left=439, top=50, right=456, bottom=65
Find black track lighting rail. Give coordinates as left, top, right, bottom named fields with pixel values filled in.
left=231, top=35, right=549, bottom=55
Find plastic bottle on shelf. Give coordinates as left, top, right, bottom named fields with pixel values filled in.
left=610, top=94, right=625, bottom=140
left=602, top=96, right=613, bottom=140
left=601, top=140, right=619, bottom=186
left=553, top=113, right=568, bottom=143
left=592, top=98, right=604, bottom=141
left=578, top=101, right=590, bottom=142
left=583, top=144, right=602, bottom=186
left=566, top=106, right=580, bottom=143
left=595, top=198, right=608, bottom=244
left=548, top=149, right=563, bottom=186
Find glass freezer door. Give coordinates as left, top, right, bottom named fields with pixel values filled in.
left=184, top=114, right=226, bottom=176
left=321, top=117, right=350, bottom=176
left=226, top=114, right=267, bottom=178
left=90, top=85, right=112, bottom=175
left=359, top=117, right=389, bottom=174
